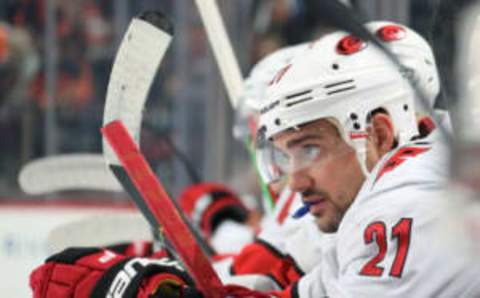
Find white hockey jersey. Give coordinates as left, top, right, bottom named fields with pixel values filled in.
left=296, top=113, right=480, bottom=297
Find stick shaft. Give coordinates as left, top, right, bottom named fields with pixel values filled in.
left=194, top=0, right=243, bottom=108
left=101, top=120, right=224, bottom=298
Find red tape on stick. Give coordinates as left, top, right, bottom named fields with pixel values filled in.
left=101, top=120, right=225, bottom=298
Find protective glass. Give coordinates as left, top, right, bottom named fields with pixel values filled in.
left=255, top=126, right=345, bottom=183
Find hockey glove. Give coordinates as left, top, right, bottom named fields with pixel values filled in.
left=30, top=247, right=126, bottom=298
left=231, top=239, right=303, bottom=289
left=90, top=256, right=201, bottom=298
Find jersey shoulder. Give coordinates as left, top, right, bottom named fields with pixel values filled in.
left=340, top=130, right=448, bottom=234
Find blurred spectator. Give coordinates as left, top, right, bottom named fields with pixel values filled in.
left=0, top=21, right=39, bottom=191
left=250, top=0, right=340, bottom=64
left=0, top=22, right=39, bottom=108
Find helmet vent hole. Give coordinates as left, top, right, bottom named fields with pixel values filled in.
left=324, top=79, right=356, bottom=96
left=275, top=119, right=281, bottom=126
left=332, top=63, right=340, bottom=70
left=353, top=123, right=361, bottom=130
left=285, top=90, right=314, bottom=107
left=350, top=113, right=358, bottom=120
left=286, top=97, right=314, bottom=107
left=286, top=89, right=312, bottom=99
left=403, top=104, right=409, bottom=111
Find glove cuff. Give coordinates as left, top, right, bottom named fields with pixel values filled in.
left=91, top=257, right=193, bottom=298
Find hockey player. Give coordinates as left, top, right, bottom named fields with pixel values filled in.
left=251, top=27, right=479, bottom=297
left=235, top=24, right=477, bottom=297
left=230, top=20, right=446, bottom=292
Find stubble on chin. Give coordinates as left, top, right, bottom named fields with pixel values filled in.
left=315, top=211, right=342, bottom=234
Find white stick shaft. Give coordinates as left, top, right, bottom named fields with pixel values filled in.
left=194, top=0, right=244, bottom=108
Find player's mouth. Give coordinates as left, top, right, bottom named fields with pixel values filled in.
left=305, top=198, right=327, bottom=217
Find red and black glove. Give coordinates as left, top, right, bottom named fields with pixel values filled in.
left=91, top=255, right=200, bottom=298
left=30, top=247, right=199, bottom=298
left=231, top=239, right=303, bottom=289
left=30, top=247, right=126, bottom=298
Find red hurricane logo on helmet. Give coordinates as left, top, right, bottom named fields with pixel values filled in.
left=336, top=35, right=367, bottom=55
left=376, top=25, right=406, bottom=42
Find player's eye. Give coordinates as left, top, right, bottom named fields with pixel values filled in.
left=300, top=144, right=321, bottom=162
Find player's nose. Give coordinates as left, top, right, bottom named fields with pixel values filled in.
left=288, top=168, right=312, bottom=194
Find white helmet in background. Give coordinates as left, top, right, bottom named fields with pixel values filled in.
left=240, top=43, right=309, bottom=114
left=234, top=43, right=309, bottom=139
left=256, top=30, right=418, bottom=181
left=365, top=21, right=440, bottom=113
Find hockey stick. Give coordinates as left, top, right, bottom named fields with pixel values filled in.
left=194, top=0, right=244, bottom=109
left=102, top=11, right=172, bottom=154
left=18, top=154, right=122, bottom=194
left=100, top=10, right=172, bottom=233
left=102, top=120, right=225, bottom=297
left=101, top=11, right=215, bottom=256
left=194, top=0, right=277, bottom=211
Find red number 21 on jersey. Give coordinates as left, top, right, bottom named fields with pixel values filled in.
left=360, top=218, right=413, bottom=278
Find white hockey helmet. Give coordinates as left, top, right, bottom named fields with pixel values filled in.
left=365, top=21, right=440, bottom=113
left=256, top=30, right=418, bottom=182
left=240, top=43, right=309, bottom=114
left=234, top=43, right=309, bottom=139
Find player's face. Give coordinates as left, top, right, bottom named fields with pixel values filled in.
left=273, top=119, right=365, bottom=233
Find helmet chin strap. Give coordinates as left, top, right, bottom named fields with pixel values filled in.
left=355, top=123, right=373, bottom=178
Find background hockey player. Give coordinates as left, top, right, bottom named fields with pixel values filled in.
left=178, top=181, right=259, bottom=255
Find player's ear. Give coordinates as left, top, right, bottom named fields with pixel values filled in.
left=368, top=113, right=395, bottom=157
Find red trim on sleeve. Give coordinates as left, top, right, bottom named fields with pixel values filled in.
left=375, top=146, right=430, bottom=183
left=276, top=192, right=296, bottom=224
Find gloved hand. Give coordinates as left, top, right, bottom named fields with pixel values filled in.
left=92, top=257, right=275, bottom=298
left=30, top=247, right=126, bottom=298
left=30, top=247, right=198, bottom=298
left=91, top=256, right=198, bottom=298
left=231, top=239, right=303, bottom=289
